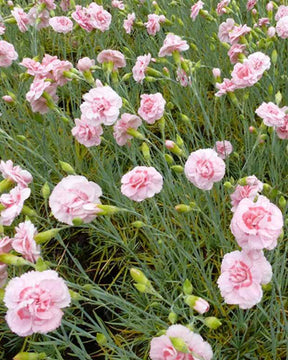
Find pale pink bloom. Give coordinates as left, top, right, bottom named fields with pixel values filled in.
left=97, top=49, right=126, bottom=70
left=4, top=270, right=70, bottom=336
left=80, top=86, right=122, bottom=126
left=255, top=102, right=285, bottom=127
left=87, top=3, right=112, bottom=32
left=212, top=68, right=221, bottom=78
left=231, top=195, right=283, bottom=251
left=216, top=0, right=230, bottom=15
left=218, top=18, right=235, bottom=43
left=60, top=0, right=70, bottom=11
left=113, top=113, right=142, bottom=146
left=190, top=1, right=204, bottom=21
left=71, top=118, right=103, bottom=147
left=229, top=24, right=251, bottom=44
left=20, top=58, right=46, bottom=78
left=2, top=95, right=13, bottom=103
left=184, top=149, right=226, bottom=190
left=215, top=78, right=236, bottom=97
left=39, top=0, right=56, bottom=10
left=112, top=0, right=125, bottom=10
left=276, top=116, right=288, bottom=139
left=275, top=5, right=288, bottom=21
left=158, top=33, right=189, bottom=57
left=0, top=187, right=31, bottom=226
left=230, top=175, right=263, bottom=212
left=0, top=236, right=12, bottom=254
left=231, top=62, right=259, bottom=89
left=228, top=43, right=246, bottom=64
left=266, top=1, right=273, bottom=12
left=71, top=6, right=93, bottom=32
left=145, top=14, right=166, bottom=36
left=11, top=7, right=29, bottom=32
left=176, top=67, right=191, bottom=87
left=0, top=264, right=8, bottom=288
left=0, top=160, right=32, bottom=188
left=26, top=79, right=58, bottom=114
left=49, top=175, right=102, bottom=225
left=217, top=250, right=272, bottom=309
left=246, top=0, right=257, bottom=11
left=138, top=93, right=166, bottom=124
left=247, top=51, right=271, bottom=76
left=132, top=53, right=151, bottom=83
left=28, top=6, right=50, bottom=29
left=267, top=26, right=276, bottom=37
left=123, top=12, right=135, bottom=34
left=77, top=57, right=95, bottom=72
left=12, top=221, right=40, bottom=263
left=0, top=41, right=18, bottom=68
left=213, top=140, right=233, bottom=159
left=51, top=59, right=73, bottom=86
left=121, top=166, right=163, bottom=202
left=49, top=16, right=73, bottom=33
left=193, top=298, right=210, bottom=314
left=150, top=324, right=213, bottom=360
left=255, top=18, right=269, bottom=27
left=276, top=16, right=288, bottom=39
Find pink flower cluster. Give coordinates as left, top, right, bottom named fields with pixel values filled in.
left=150, top=324, right=213, bottom=360
left=21, top=54, right=73, bottom=114
left=275, top=6, right=288, bottom=39
left=0, top=40, right=18, bottom=68
left=218, top=176, right=283, bottom=309
left=158, top=33, right=189, bottom=57
left=72, top=3, right=111, bottom=33
left=132, top=53, right=151, bottom=83
left=144, top=14, right=166, bottom=36
left=218, top=18, right=251, bottom=44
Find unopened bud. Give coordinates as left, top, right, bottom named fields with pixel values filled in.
left=0, top=254, right=31, bottom=266
left=96, top=205, right=122, bottom=215
left=165, top=140, right=183, bottom=156
left=249, top=126, right=257, bottom=134
left=72, top=217, right=84, bottom=226
left=131, top=221, right=146, bottom=228
left=168, top=312, right=178, bottom=324
left=171, top=165, right=184, bottom=173
left=96, top=333, right=107, bottom=346
left=224, top=181, right=233, bottom=189
left=34, top=228, right=60, bottom=244
left=164, top=154, right=174, bottom=165
left=180, top=114, right=190, bottom=122
left=204, top=316, right=222, bottom=329
left=184, top=295, right=210, bottom=314
left=69, top=289, right=83, bottom=301
left=0, top=178, right=13, bottom=193
left=2, top=95, right=14, bottom=103
left=146, top=67, right=163, bottom=78
left=278, top=196, right=286, bottom=210
left=126, top=128, right=145, bottom=140
left=183, top=279, right=193, bottom=295
left=271, top=49, right=277, bottom=64
left=13, top=352, right=46, bottom=360
left=275, top=91, right=282, bottom=105
left=59, top=161, right=76, bottom=175
left=22, top=206, right=37, bottom=217
left=41, top=182, right=50, bottom=199
left=35, top=257, right=49, bottom=271
left=142, top=142, right=151, bottom=160
left=122, top=72, right=132, bottom=82
left=175, top=204, right=193, bottom=213
left=130, top=268, right=150, bottom=285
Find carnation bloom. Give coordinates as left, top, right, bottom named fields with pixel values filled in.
left=4, top=270, right=70, bottom=336
left=218, top=18, right=235, bottom=42
left=26, top=79, right=58, bottom=114
left=276, top=117, right=288, bottom=139
left=28, top=6, right=50, bottom=30
left=176, top=67, right=191, bottom=87
left=49, top=175, right=102, bottom=225
left=11, top=7, right=29, bottom=32
left=123, top=12, right=135, bottom=34
left=158, top=33, right=189, bottom=57
left=228, top=43, right=246, bottom=64
left=150, top=324, right=213, bottom=360
left=12, top=221, right=40, bottom=263
left=76, top=57, right=95, bottom=72
left=230, top=195, right=283, bottom=251
left=71, top=5, right=93, bottom=32
left=246, top=0, right=257, bottom=11
left=276, top=16, right=288, bottom=39
left=144, top=14, right=166, bottom=36
left=190, top=1, right=204, bottom=21
left=132, top=53, right=151, bottom=83
left=113, top=113, right=142, bottom=146
left=121, top=166, right=163, bottom=202
left=71, top=117, right=103, bottom=147
left=111, top=0, right=124, bottom=10
left=138, top=93, right=166, bottom=124
left=0, top=187, right=31, bottom=226
left=97, top=49, right=126, bottom=70
left=255, top=102, right=285, bottom=127
left=49, top=16, right=73, bottom=33
left=0, top=236, right=12, bottom=254
left=0, top=40, right=18, bottom=67
left=87, top=3, right=112, bottom=32
left=213, top=140, right=233, bottom=159
left=184, top=149, right=226, bottom=190
left=0, top=160, right=33, bottom=188
left=217, top=250, right=272, bottom=309
left=80, top=85, right=122, bottom=126
left=275, top=5, right=288, bottom=21
left=215, top=78, right=236, bottom=97
left=216, top=0, right=231, bottom=15
left=230, top=175, right=263, bottom=212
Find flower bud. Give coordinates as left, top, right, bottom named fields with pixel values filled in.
left=2, top=95, right=14, bottom=103
left=95, top=205, right=122, bottom=215
left=278, top=196, right=286, bottom=210
left=34, top=229, right=61, bottom=244
left=0, top=178, right=13, bottom=194
left=72, top=217, right=84, bottom=226
left=165, top=140, right=183, bottom=156
left=204, top=316, right=222, bottom=329
left=176, top=134, right=184, bottom=146
left=96, top=333, right=107, bottom=346
left=69, top=289, right=83, bottom=301
left=0, top=254, right=31, bottom=266
left=122, top=72, right=132, bottom=82
left=35, top=257, right=49, bottom=271
left=183, top=279, right=193, bottom=295
left=145, top=67, right=163, bottom=78
left=249, top=126, right=257, bottom=134
left=141, top=142, right=151, bottom=161
left=275, top=91, right=282, bottom=106
left=175, top=204, right=193, bottom=213
left=41, top=182, right=50, bottom=199
left=131, top=221, right=146, bottom=228
left=184, top=295, right=210, bottom=314
left=180, top=114, right=190, bottom=122
left=267, top=26, right=276, bottom=38
left=126, top=128, right=145, bottom=140
left=22, top=206, right=37, bottom=217
left=271, top=49, right=277, bottom=64
left=171, top=165, right=184, bottom=173
left=130, top=268, right=150, bottom=285
left=13, top=352, right=47, bottom=360
left=168, top=311, right=178, bottom=324
left=59, top=161, right=76, bottom=175
left=164, top=154, right=174, bottom=165
left=224, top=181, right=233, bottom=189
left=212, top=68, right=221, bottom=79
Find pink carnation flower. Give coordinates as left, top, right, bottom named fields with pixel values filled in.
left=216, top=0, right=231, bottom=16
left=28, top=6, right=50, bottom=30
left=49, top=16, right=73, bottom=33
left=255, top=102, right=285, bottom=127
left=145, top=14, right=166, bottom=36
left=113, top=113, right=142, bottom=146
left=97, top=49, right=126, bottom=70
left=0, top=40, right=18, bottom=68
left=111, top=0, right=125, bottom=10
left=217, top=250, right=272, bottom=309
left=190, top=1, right=204, bottom=21
left=49, top=175, right=102, bottom=225
left=0, top=15, right=6, bottom=35
left=26, top=79, right=58, bottom=114
left=72, top=6, right=93, bottom=32
left=213, top=140, right=233, bottom=159
left=60, top=0, right=70, bottom=11
left=121, top=166, right=163, bottom=202
left=0, top=236, right=12, bottom=254
left=276, top=16, right=288, bottom=39
left=4, top=270, right=70, bottom=336
left=11, top=7, right=29, bottom=33
left=228, top=43, right=246, bottom=64
left=12, top=220, right=40, bottom=263
left=76, top=57, right=95, bottom=72
left=71, top=117, right=103, bottom=147
left=230, top=175, right=263, bottom=212
left=0, top=187, right=31, bottom=226
left=39, top=0, right=56, bottom=11
left=132, top=53, right=151, bottom=83
left=150, top=324, right=213, bottom=360
left=87, top=3, right=112, bottom=32
left=138, top=93, right=166, bottom=124
left=276, top=116, right=288, bottom=139
left=0, top=160, right=33, bottom=188
left=80, top=85, right=122, bottom=126
left=184, top=149, right=226, bottom=190
left=231, top=195, right=283, bottom=251
left=228, top=24, right=251, bottom=44
left=218, top=18, right=235, bottom=43
left=123, top=12, right=135, bottom=34
left=20, top=58, right=46, bottom=78
left=176, top=67, right=191, bottom=87
left=246, top=0, right=257, bottom=11
left=158, top=33, right=189, bottom=57
left=275, top=5, right=288, bottom=21
left=215, top=78, right=236, bottom=97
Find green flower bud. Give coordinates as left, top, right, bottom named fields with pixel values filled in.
left=164, top=154, right=174, bottom=165
left=34, top=228, right=61, bottom=244
left=168, top=312, right=178, bottom=324
left=96, top=333, right=107, bottom=346
left=131, top=221, right=146, bottom=228
left=175, top=204, right=193, bottom=213
left=130, top=268, right=150, bottom=285
left=0, top=254, right=31, bottom=266
left=41, top=182, right=50, bottom=199
left=171, top=165, right=184, bottom=173
left=183, top=279, right=193, bottom=295
left=278, top=196, right=286, bottom=210
left=72, top=217, right=84, bottom=226
left=59, top=161, right=76, bottom=175
left=142, top=142, right=151, bottom=161
left=204, top=316, right=222, bottom=329
left=13, top=352, right=47, bottom=360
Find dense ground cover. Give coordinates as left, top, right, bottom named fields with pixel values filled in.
left=0, top=0, right=287, bottom=359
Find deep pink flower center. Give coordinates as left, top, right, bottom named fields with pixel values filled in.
left=18, top=285, right=52, bottom=319
left=196, top=159, right=214, bottom=179
left=130, top=172, right=148, bottom=189
left=229, top=261, right=252, bottom=288
left=242, top=206, right=270, bottom=229
left=91, top=98, right=110, bottom=114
